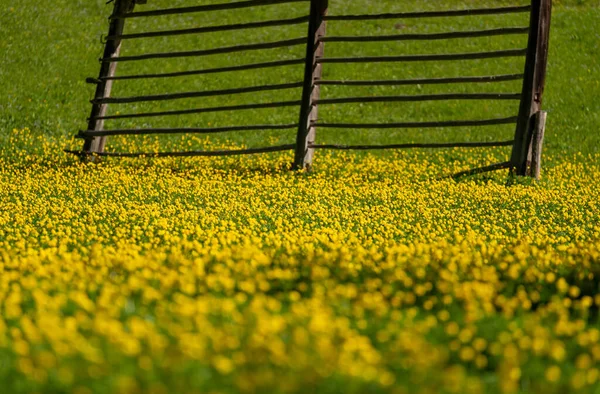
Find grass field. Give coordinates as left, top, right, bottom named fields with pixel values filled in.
left=1, top=1, right=600, bottom=393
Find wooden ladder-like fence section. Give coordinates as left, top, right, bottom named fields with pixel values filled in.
left=72, top=0, right=552, bottom=179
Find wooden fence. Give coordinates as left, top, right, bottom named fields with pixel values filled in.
left=71, top=0, right=552, bottom=178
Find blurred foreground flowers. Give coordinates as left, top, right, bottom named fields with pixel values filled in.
left=1, top=129, right=599, bottom=393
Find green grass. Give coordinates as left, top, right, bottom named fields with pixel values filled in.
left=0, top=0, right=599, bottom=159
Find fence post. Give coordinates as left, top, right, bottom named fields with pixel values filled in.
left=510, top=0, right=552, bottom=176
left=82, top=0, right=136, bottom=161
left=529, top=110, right=547, bottom=180
left=294, top=0, right=328, bottom=170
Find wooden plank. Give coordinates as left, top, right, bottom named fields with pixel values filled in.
left=90, top=100, right=303, bottom=121
left=315, top=93, right=521, bottom=105
left=102, top=37, right=306, bottom=63
left=529, top=111, right=547, bottom=180
left=82, top=0, right=135, bottom=159
left=294, top=0, right=328, bottom=170
left=317, top=49, right=527, bottom=64
left=112, top=0, right=309, bottom=19
left=78, top=124, right=298, bottom=137
left=325, top=5, right=532, bottom=21
left=510, top=0, right=552, bottom=175
left=66, top=145, right=296, bottom=158
left=92, top=82, right=303, bottom=105
left=316, top=74, right=524, bottom=86
left=321, top=27, right=529, bottom=43
left=100, top=58, right=305, bottom=81
left=313, top=116, right=519, bottom=129
left=108, top=15, right=311, bottom=40
left=309, top=141, right=514, bottom=150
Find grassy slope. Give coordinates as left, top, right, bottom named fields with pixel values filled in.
left=0, top=0, right=598, bottom=160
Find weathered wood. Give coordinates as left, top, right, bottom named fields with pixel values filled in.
left=528, top=111, right=547, bottom=180
left=82, top=0, right=135, bottom=159
left=325, top=5, right=532, bottom=21
left=313, top=116, right=518, bottom=129
left=92, top=82, right=303, bottom=105
left=309, top=141, right=514, bottom=150
left=101, top=58, right=305, bottom=81
left=321, top=27, right=529, bottom=43
left=510, top=0, right=552, bottom=175
left=108, top=15, right=311, bottom=40
left=316, top=49, right=527, bottom=64
left=294, top=0, right=328, bottom=170
left=102, top=37, right=306, bottom=63
left=78, top=123, right=298, bottom=138
left=316, top=74, right=524, bottom=86
left=90, top=100, right=303, bottom=121
left=112, top=0, right=309, bottom=19
left=315, top=93, right=521, bottom=105
left=67, top=144, right=296, bottom=158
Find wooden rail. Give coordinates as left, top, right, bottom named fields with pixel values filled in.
left=77, top=0, right=551, bottom=179
left=316, top=49, right=528, bottom=64
left=99, top=58, right=305, bottom=81
left=315, top=74, right=524, bottom=86
left=324, top=5, right=532, bottom=21
left=107, top=15, right=311, bottom=40
left=321, top=27, right=529, bottom=43
left=111, top=0, right=309, bottom=19
left=92, top=82, right=303, bottom=105
left=78, top=124, right=299, bottom=138
left=102, top=37, right=306, bottom=63
left=310, top=141, right=515, bottom=150
left=90, top=101, right=303, bottom=121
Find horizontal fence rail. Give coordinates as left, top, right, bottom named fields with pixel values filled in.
left=314, top=93, right=522, bottom=105
left=312, top=117, right=520, bottom=129
left=76, top=0, right=551, bottom=179
left=78, top=124, right=299, bottom=138
left=316, top=49, right=528, bottom=64
left=315, top=74, right=525, bottom=86
left=309, top=141, right=515, bottom=150
left=68, top=145, right=297, bottom=158
left=92, top=82, right=303, bottom=105
left=102, top=37, right=307, bottom=63
left=321, top=27, right=530, bottom=43
left=99, top=58, right=306, bottom=81
left=107, top=15, right=311, bottom=40
left=111, top=0, right=310, bottom=19
left=324, top=5, right=532, bottom=21
left=90, top=101, right=303, bottom=121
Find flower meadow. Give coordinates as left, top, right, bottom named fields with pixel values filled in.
left=1, top=129, right=600, bottom=394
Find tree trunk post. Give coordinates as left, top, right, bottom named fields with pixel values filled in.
left=294, top=0, right=328, bottom=170
left=82, top=0, right=136, bottom=161
left=510, top=0, right=552, bottom=176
